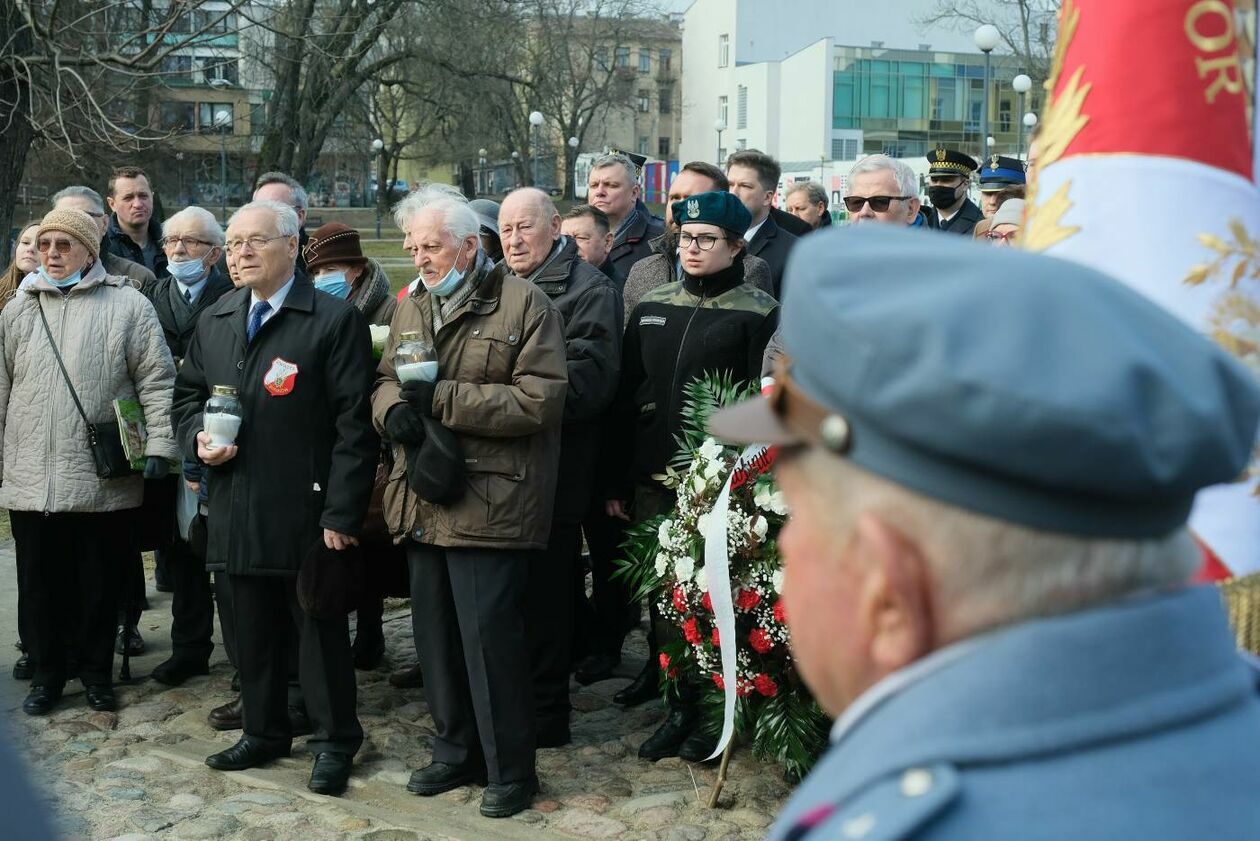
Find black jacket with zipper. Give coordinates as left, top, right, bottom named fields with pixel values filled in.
left=608, top=259, right=778, bottom=500
left=142, top=265, right=235, bottom=363
left=171, top=272, right=379, bottom=575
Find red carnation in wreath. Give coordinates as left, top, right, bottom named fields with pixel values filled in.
left=753, top=673, right=779, bottom=697
left=682, top=617, right=702, bottom=645
left=711, top=627, right=721, bottom=647
left=701, top=591, right=713, bottom=612
left=735, top=588, right=761, bottom=611
left=712, top=672, right=725, bottom=690
left=659, top=652, right=678, bottom=679
left=749, top=627, right=774, bottom=654
left=672, top=586, right=688, bottom=613
left=773, top=599, right=787, bottom=624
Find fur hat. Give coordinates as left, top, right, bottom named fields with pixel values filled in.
left=37, top=209, right=101, bottom=261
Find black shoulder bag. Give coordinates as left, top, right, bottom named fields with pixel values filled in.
left=37, top=297, right=135, bottom=479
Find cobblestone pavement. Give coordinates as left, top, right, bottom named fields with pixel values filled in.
left=9, top=584, right=792, bottom=840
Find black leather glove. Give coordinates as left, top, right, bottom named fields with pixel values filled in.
left=143, top=457, right=170, bottom=479
left=400, top=379, right=438, bottom=418
left=384, top=403, right=427, bottom=445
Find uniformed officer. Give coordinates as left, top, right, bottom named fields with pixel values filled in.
left=973, top=154, right=1028, bottom=240
left=922, top=147, right=982, bottom=235
left=710, top=225, right=1260, bottom=840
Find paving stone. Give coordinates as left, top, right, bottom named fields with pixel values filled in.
left=661, top=825, right=707, bottom=841
left=129, top=808, right=180, bottom=833
left=106, top=787, right=146, bottom=801
left=617, top=790, right=688, bottom=815
left=167, top=793, right=205, bottom=811
left=551, top=808, right=629, bottom=839
left=361, top=830, right=421, bottom=841
left=108, top=755, right=165, bottom=773
left=172, top=814, right=242, bottom=839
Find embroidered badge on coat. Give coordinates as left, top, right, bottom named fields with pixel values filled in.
left=639, top=315, right=667, bottom=327
left=264, top=357, right=299, bottom=396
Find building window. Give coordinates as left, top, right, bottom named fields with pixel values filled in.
left=198, top=57, right=239, bottom=85
left=639, top=48, right=650, bottom=73
left=159, top=101, right=195, bottom=131
left=199, top=101, right=234, bottom=133
left=616, top=47, right=630, bottom=68
left=192, top=9, right=234, bottom=31
left=718, top=34, right=730, bottom=68
left=737, top=85, right=748, bottom=129
left=160, top=55, right=193, bottom=76
left=638, top=89, right=651, bottom=113
left=637, top=135, right=650, bottom=155
left=659, top=48, right=672, bottom=73
left=832, top=138, right=859, bottom=160
left=736, top=138, right=747, bottom=151
left=658, top=85, right=672, bottom=114
left=998, top=98, right=1012, bottom=132
left=718, top=95, right=728, bottom=128
left=658, top=136, right=671, bottom=157
left=595, top=46, right=609, bottom=70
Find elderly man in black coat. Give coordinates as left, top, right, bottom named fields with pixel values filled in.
left=498, top=188, right=623, bottom=748
left=172, top=199, right=378, bottom=796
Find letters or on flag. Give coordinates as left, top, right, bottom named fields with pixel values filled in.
left=1026, top=0, right=1260, bottom=573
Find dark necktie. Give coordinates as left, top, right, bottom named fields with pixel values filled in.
left=247, top=300, right=271, bottom=343
left=184, top=288, right=193, bottom=305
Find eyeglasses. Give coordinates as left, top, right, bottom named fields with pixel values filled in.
left=842, top=195, right=910, bottom=213
left=678, top=232, right=727, bottom=251
left=224, top=235, right=288, bottom=254
left=161, top=236, right=215, bottom=249
left=985, top=230, right=1019, bottom=242
left=37, top=238, right=79, bottom=254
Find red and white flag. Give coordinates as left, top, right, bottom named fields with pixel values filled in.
left=1026, top=0, right=1260, bottom=575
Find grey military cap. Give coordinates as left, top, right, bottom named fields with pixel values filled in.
left=710, top=225, right=1260, bottom=538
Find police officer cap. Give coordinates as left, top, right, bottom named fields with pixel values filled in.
left=709, top=226, right=1260, bottom=538
left=926, top=147, right=978, bottom=177
left=671, top=190, right=752, bottom=236
left=979, top=154, right=1027, bottom=191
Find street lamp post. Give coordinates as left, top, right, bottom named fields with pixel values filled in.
left=528, top=110, right=544, bottom=188
left=511, top=150, right=521, bottom=187
left=974, top=24, right=1001, bottom=159
left=478, top=147, right=488, bottom=195
left=213, top=109, right=231, bottom=224
left=714, top=118, right=727, bottom=166
left=567, top=136, right=579, bottom=199
left=1022, top=112, right=1038, bottom=160
left=371, top=137, right=384, bottom=239
left=1012, top=73, right=1032, bottom=159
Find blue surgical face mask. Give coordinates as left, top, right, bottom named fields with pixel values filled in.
left=38, top=265, right=82, bottom=289
left=313, top=270, right=352, bottom=300
left=167, top=257, right=209, bottom=284
left=421, top=248, right=471, bottom=298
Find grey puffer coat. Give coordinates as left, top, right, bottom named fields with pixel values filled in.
left=0, top=261, right=177, bottom=512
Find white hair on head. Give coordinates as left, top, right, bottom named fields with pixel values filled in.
left=848, top=155, right=918, bottom=200
left=229, top=200, right=300, bottom=238
left=794, top=448, right=1200, bottom=641
left=392, top=183, right=479, bottom=243
left=51, top=186, right=105, bottom=213
left=163, top=206, right=225, bottom=246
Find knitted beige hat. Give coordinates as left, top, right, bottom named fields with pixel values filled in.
left=37, top=208, right=101, bottom=261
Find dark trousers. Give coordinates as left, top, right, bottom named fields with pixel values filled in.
left=528, top=521, right=580, bottom=731
left=12, top=510, right=126, bottom=687
left=581, top=510, right=637, bottom=659
left=213, top=570, right=237, bottom=667
left=407, top=544, right=535, bottom=784
left=167, top=536, right=214, bottom=665
left=228, top=574, right=361, bottom=755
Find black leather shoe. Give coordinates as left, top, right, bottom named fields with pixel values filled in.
left=114, top=625, right=145, bottom=656
left=480, top=776, right=539, bottom=818
left=12, top=652, right=32, bottom=681
left=388, top=663, right=424, bottom=689
left=677, top=728, right=720, bottom=763
left=151, top=658, right=210, bottom=687
left=308, top=752, right=353, bottom=795
left=85, top=684, right=117, bottom=712
left=352, top=630, right=386, bottom=671
left=205, top=739, right=290, bottom=771
left=207, top=696, right=243, bottom=731
left=613, top=659, right=659, bottom=708
left=638, top=708, right=697, bottom=761
left=22, top=685, right=62, bottom=716
left=288, top=706, right=313, bottom=737
left=406, top=761, right=487, bottom=796
left=574, top=651, right=620, bottom=686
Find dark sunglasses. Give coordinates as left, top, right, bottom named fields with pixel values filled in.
left=842, top=195, right=910, bottom=213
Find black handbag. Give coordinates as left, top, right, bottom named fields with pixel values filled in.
left=37, top=298, right=136, bottom=479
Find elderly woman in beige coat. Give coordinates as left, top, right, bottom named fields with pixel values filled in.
left=0, top=208, right=177, bottom=716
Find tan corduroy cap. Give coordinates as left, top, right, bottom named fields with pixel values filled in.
left=37, top=208, right=101, bottom=261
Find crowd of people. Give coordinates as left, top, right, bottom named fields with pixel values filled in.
left=6, top=128, right=1254, bottom=835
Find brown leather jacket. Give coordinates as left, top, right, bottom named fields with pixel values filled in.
left=371, top=260, right=568, bottom=550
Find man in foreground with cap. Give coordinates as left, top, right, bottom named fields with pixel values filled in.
left=973, top=154, right=1027, bottom=240
left=922, top=147, right=983, bottom=235
left=710, top=225, right=1260, bottom=840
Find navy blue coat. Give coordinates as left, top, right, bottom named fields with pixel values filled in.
left=769, top=586, right=1260, bottom=841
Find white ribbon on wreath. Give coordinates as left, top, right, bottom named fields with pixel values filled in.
left=701, top=443, right=769, bottom=760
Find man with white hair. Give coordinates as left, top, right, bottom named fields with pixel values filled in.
left=372, top=184, right=567, bottom=818
left=498, top=187, right=621, bottom=749
left=711, top=226, right=1260, bottom=840
left=172, top=199, right=378, bottom=796
left=52, top=186, right=155, bottom=289
left=142, top=206, right=235, bottom=688
left=843, top=155, right=925, bottom=226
